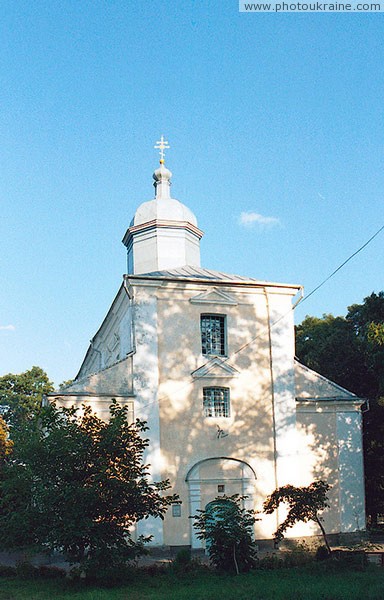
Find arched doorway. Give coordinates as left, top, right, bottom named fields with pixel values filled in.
left=186, top=457, right=256, bottom=549
left=204, top=498, right=237, bottom=551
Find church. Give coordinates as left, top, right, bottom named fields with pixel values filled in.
left=53, top=138, right=366, bottom=550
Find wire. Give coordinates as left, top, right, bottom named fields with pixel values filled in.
left=133, top=223, right=384, bottom=415
left=296, top=223, right=384, bottom=307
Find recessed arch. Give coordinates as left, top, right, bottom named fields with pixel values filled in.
left=185, top=456, right=257, bottom=482
left=186, top=456, right=257, bottom=549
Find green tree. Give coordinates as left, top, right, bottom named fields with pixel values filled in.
left=295, top=292, right=384, bottom=527
left=0, top=416, right=13, bottom=463
left=295, top=314, right=368, bottom=395
left=263, top=481, right=331, bottom=554
left=0, top=367, right=53, bottom=427
left=59, top=379, right=74, bottom=390
left=0, top=401, right=178, bottom=580
left=347, top=292, right=384, bottom=527
left=192, top=495, right=258, bottom=574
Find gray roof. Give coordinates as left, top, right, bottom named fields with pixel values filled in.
left=126, top=266, right=300, bottom=288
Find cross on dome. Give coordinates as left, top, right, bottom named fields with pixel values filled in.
left=154, top=135, right=170, bottom=164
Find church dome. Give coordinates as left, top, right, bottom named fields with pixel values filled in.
left=123, top=137, right=203, bottom=274
left=130, top=197, right=198, bottom=227
left=153, top=163, right=172, bottom=183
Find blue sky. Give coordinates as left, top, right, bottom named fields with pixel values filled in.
left=1, top=1, right=383, bottom=386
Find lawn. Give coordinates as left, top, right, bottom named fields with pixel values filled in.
left=1, top=565, right=384, bottom=600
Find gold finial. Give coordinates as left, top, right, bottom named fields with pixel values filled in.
left=154, top=135, right=170, bottom=164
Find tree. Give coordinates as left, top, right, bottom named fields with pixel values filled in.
left=347, top=292, right=384, bottom=399
left=263, top=481, right=331, bottom=554
left=192, top=495, right=258, bottom=574
left=295, top=314, right=368, bottom=396
left=0, top=367, right=54, bottom=428
left=59, top=379, right=74, bottom=390
left=295, top=292, right=384, bottom=527
left=0, top=401, right=178, bottom=580
left=0, top=416, right=13, bottom=463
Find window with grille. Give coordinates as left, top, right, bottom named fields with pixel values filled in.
left=200, top=314, right=226, bottom=356
left=203, top=387, right=230, bottom=418
left=172, top=504, right=181, bottom=517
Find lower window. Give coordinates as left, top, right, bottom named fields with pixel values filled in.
left=203, top=387, right=230, bottom=418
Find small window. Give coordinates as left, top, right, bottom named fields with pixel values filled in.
left=203, top=387, right=230, bottom=418
left=200, top=315, right=226, bottom=356
left=172, top=504, right=181, bottom=517
left=218, top=484, right=225, bottom=493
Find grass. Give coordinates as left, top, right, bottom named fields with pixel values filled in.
left=1, top=564, right=384, bottom=600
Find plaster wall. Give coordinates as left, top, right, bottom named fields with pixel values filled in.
left=129, top=283, right=163, bottom=544
left=53, top=274, right=366, bottom=548
left=295, top=361, right=359, bottom=400
left=266, top=292, right=298, bottom=488
left=52, top=395, right=134, bottom=423
left=130, top=227, right=201, bottom=274
left=78, top=288, right=132, bottom=378
left=296, top=408, right=341, bottom=534
left=150, top=280, right=300, bottom=545
left=60, top=357, right=134, bottom=399
left=296, top=402, right=365, bottom=535
left=336, top=411, right=366, bottom=532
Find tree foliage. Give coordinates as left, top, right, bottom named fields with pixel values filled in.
left=0, top=367, right=53, bottom=427
left=0, top=416, right=13, bottom=463
left=0, top=401, right=178, bottom=579
left=192, top=495, right=258, bottom=574
left=295, top=292, right=384, bottom=526
left=263, top=481, right=331, bottom=554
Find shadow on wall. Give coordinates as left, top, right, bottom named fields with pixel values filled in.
left=132, top=285, right=328, bottom=541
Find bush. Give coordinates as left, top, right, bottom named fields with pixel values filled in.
left=192, top=495, right=259, bottom=574
left=15, top=561, right=38, bottom=579
left=37, top=565, right=67, bottom=579
left=333, top=550, right=367, bottom=571
left=257, top=548, right=314, bottom=570
left=257, top=554, right=284, bottom=570
left=171, top=550, right=209, bottom=574
left=315, top=545, right=331, bottom=561
left=0, top=564, right=16, bottom=577
left=0, top=402, right=178, bottom=581
left=137, top=563, right=169, bottom=577
left=172, top=548, right=192, bottom=573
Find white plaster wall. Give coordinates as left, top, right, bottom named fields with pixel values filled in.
left=130, top=283, right=163, bottom=545
left=336, top=411, right=366, bottom=532
left=153, top=281, right=294, bottom=545
left=131, top=227, right=201, bottom=274
left=266, top=291, right=300, bottom=487
left=119, top=305, right=133, bottom=357
left=156, top=229, right=201, bottom=270
left=132, top=232, right=158, bottom=274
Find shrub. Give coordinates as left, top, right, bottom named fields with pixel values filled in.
left=192, top=495, right=259, bottom=574
left=315, top=545, right=331, bottom=561
left=37, top=565, right=67, bottom=579
left=172, top=548, right=192, bottom=573
left=257, top=554, right=284, bottom=570
left=15, top=561, right=38, bottom=579
left=0, top=564, right=16, bottom=577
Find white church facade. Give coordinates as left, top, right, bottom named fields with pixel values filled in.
left=53, top=139, right=366, bottom=549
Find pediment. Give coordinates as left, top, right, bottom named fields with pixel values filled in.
left=191, top=357, right=239, bottom=379
left=189, top=287, right=238, bottom=306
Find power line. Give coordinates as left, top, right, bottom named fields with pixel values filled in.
left=134, top=223, right=384, bottom=415
left=296, top=223, right=384, bottom=307
left=189, top=222, right=384, bottom=376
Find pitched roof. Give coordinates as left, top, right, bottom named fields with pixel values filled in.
left=126, top=266, right=300, bottom=289
left=294, top=359, right=363, bottom=402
